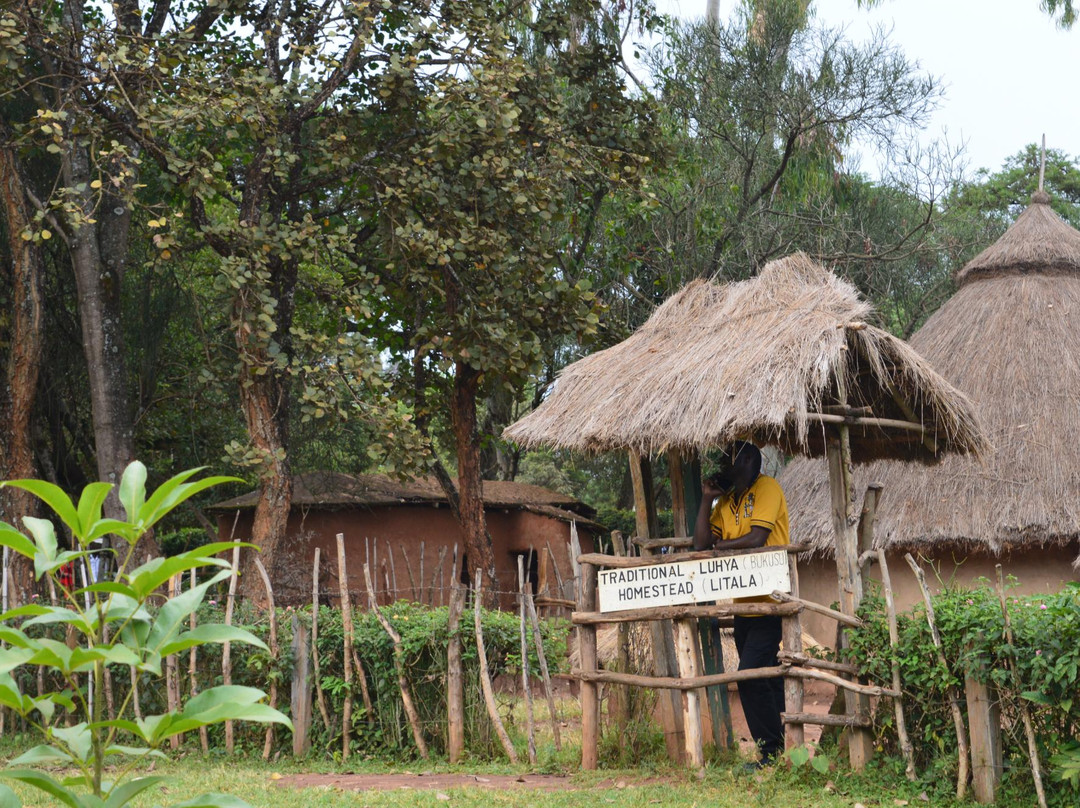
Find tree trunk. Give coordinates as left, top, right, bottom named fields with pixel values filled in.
left=450, top=363, right=496, bottom=606
left=0, top=131, right=44, bottom=599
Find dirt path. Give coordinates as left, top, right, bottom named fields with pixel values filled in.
left=275, top=773, right=670, bottom=792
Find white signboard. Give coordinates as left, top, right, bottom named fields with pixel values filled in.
left=597, top=549, right=791, bottom=613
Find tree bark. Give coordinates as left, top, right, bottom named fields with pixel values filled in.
left=450, top=363, right=496, bottom=606
left=0, top=130, right=44, bottom=600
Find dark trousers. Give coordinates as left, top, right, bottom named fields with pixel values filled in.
left=733, top=615, right=785, bottom=761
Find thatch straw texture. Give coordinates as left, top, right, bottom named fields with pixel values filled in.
left=784, top=195, right=1080, bottom=556
left=505, top=253, right=985, bottom=463
left=957, top=191, right=1080, bottom=285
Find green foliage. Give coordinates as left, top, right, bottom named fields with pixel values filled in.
left=846, top=580, right=1080, bottom=805
left=0, top=463, right=290, bottom=807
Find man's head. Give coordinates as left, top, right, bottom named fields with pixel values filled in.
left=728, top=441, right=762, bottom=492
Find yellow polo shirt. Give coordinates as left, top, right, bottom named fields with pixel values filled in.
left=709, top=474, right=789, bottom=605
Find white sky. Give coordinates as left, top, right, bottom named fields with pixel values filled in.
left=650, top=0, right=1079, bottom=177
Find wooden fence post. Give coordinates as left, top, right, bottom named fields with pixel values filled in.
left=254, top=557, right=279, bottom=761
left=782, top=554, right=804, bottom=750
left=578, top=559, right=599, bottom=770
left=223, top=543, right=240, bottom=754
left=190, top=569, right=209, bottom=753
left=291, top=612, right=312, bottom=756
left=518, top=556, right=538, bottom=765
left=446, top=547, right=466, bottom=764
left=878, top=549, right=915, bottom=779
left=311, top=547, right=331, bottom=732
left=336, top=533, right=354, bottom=761
left=965, top=642, right=1002, bottom=804
left=474, top=569, right=519, bottom=763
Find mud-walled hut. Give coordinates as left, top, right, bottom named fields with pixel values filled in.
left=212, top=471, right=599, bottom=609
left=781, top=190, right=1080, bottom=645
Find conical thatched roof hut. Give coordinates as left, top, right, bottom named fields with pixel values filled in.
left=780, top=191, right=1080, bottom=640
left=505, top=252, right=986, bottom=462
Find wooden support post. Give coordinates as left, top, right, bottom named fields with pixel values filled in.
left=667, top=449, right=704, bottom=769
left=254, top=558, right=279, bottom=761
left=446, top=547, right=466, bottom=764
left=223, top=543, right=240, bottom=755
left=526, top=581, right=562, bottom=752
left=474, top=570, right=519, bottom=763
left=363, top=562, right=429, bottom=758
left=518, top=556, right=537, bottom=766
left=995, top=565, right=1047, bottom=808
left=906, top=553, right=969, bottom=801
left=166, top=574, right=181, bottom=750
left=878, top=549, right=915, bottom=780
left=336, top=533, right=354, bottom=761
left=782, top=554, right=804, bottom=750
left=190, top=569, right=208, bottom=753
left=965, top=649, right=1002, bottom=803
left=578, top=560, right=599, bottom=770
left=825, top=390, right=873, bottom=770
left=311, top=547, right=331, bottom=732
left=291, top=613, right=312, bottom=756
left=629, top=450, right=685, bottom=763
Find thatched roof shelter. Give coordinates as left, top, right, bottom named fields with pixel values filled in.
left=505, top=253, right=986, bottom=463
left=782, top=191, right=1080, bottom=557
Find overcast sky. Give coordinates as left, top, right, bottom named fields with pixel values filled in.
left=651, top=0, right=1078, bottom=178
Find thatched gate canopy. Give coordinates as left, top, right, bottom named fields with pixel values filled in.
left=505, top=253, right=987, bottom=463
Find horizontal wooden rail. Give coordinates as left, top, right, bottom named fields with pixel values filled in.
left=634, top=536, right=693, bottom=551
left=534, top=596, right=576, bottom=609
left=572, top=602, right=801, bottom=624
left=578, top=545, right=800, bottom=569
left=770, top=591, right=863, bottom=627
left=807, top=412, right=928, bottom=435
left=777, top=651, right=859, bottom=676
left=783, top=712, right=871, bottom=728
left=786, top=667, right=898, bottom=697
left=572, top=665, right=789, bottom=691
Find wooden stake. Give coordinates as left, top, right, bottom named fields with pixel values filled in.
left=525, top=582, right=561, bottom=751
left=254, top=557, right=279, bottom=761
left=474, top=569, right=518, bottom=763
left=906, top=553, right=968, bottom=800
left=336, top=533, right=354, bottom=761
left=782, top=554, right=804, bottom=750
left=290, top=613, right=312, bottom=756
left=995, top=565, right=1047, bottom=808
left=223, top=543, right=240, bottom=754
left=363, top=562, right=428, bottom=758
left=386, top=539, right=398, bottom=601
left=578, top=561, right=599, bottom=770
left=446, top=547, right=466, bottom=764
left=629, top=450, right=685, bottom=763
left=518, top=556, right=537, bottom=765
left=311, top=547, right=331, bottom=732
left=429, top=545, right=447, bottom=606
left=400, top=545, right=418, bottom=602
left=418, top=541, right=425, bottom=605
left=877, top=549, right=914, bottom=780
left=190, top=569, right=209, bottom=753
left=166, top=574, right=181, bottom=750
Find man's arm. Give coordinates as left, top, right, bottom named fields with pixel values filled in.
left=693, top=478, right=729, bottom=550
left=716, top=525, right=771, bottom=550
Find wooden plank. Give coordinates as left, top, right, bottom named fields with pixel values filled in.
left=254, top=557, right=279, bottom=761
left=770, top=591, right=862, bottom=627
left=579, top=561, right=599, bottom=770
left=629, top=450, right=684, bottom=763
left=966, top=668, right=1002, bottom=804
left=579, top=545, right=800, bottom=569
left=290, top=613, right=312, bottom=756
left=223, top=544, right=240, bottom=755
left=518, top=556, right=538, bottom=766
left=782, top=712, right=871, bottom=728
left=878, top=549, right=916, bottom=780
left=311, top=547, right=331, bottom=732
left=776, top=652, right=859, bottom=676
left=782, top=553, right=804, bottom=750
left=573, top=602, right=800, bottom=624
left=336, top=533, right=354, bottom=761
left=446, top=549, right=466, bottom=764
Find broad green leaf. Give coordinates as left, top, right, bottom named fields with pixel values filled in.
left=77, top=581, right=138, bottom=600
left=28, top=639, right=73, bottom=673
left=0, top=627, right=36, bottom=649
left=810, top=754, right=830, bottom=774
left=146, top=571, right=231, bottom=653
left=102, top=744, right=166, bottom=760
left=0, top=783, right=19, bottom=808
left=35, top=549, right=90, bottom=582
left=23, top=606, right=94, bottom=634
left=788, top=745, right=810, bottom=766
left=118, top=461, right=147, bottom=524
left=0, top=648, right=35, bottom=676
left=127, top=545, right=243, bottom=599
left=9, top=744, right=72, bottom=766
left=4, top=480, right=80, bottom=538
left=69, top=644, right=140, bottom=669
left=22, top=516, right=58, bottom=563
left=84, top=519, right=136, bottom=544
left=159, top=624, right=268, bottom=657
left=139, top=472, right=241, bottom=529
left=0, top=604, right=50, bottom=621
left=163, top=703, right=292, bottom=739
left=89, top=719, right=141, bottom=737
left=0, top=524, right=37, bottom=560
left=0, top=769, right=83, bottom=808
left=169, top=794, right=252, bottom=808
left=75, top=483, right=112, bottom=537
left=51, top=723, right=92, bottom=763
left=102, top=775, right=165, bottom=808
left=30, top=695, right=56, bottom=723
left=0, top=672, right=25, bottom=713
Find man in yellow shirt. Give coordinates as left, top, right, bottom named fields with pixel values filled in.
left=693, top=441, right=789, bottom=766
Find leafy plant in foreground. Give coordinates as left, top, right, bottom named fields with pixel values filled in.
left=0, top=462, right=291, bottom=807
